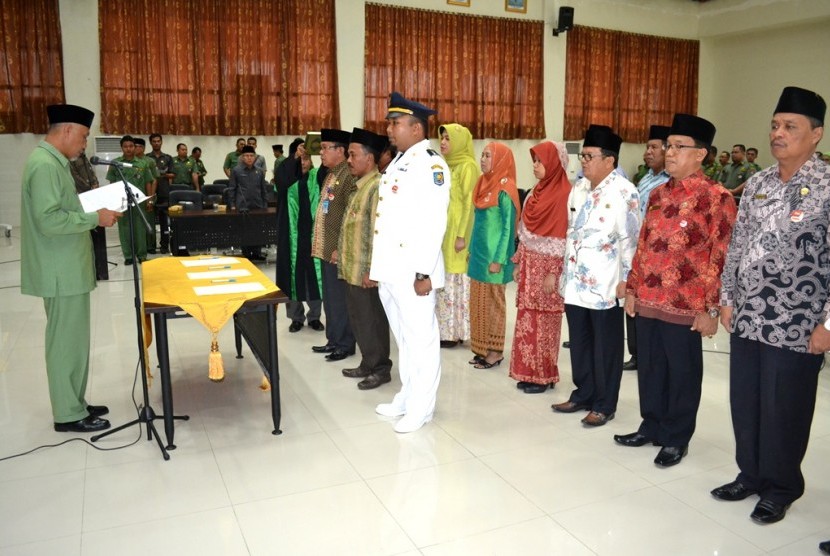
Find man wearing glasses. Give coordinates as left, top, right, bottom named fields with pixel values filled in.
left=310, top=129, right=358, bottom=362
left=617, top=114, right=737, bottom=467
left=553, top=124, right=640, bottom=427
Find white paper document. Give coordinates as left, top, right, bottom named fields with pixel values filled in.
left=193, top=282, right=267, bottom=296
left=186, top=269, right=252, bottom=280
left=79, top=181, right=149, bottom=213
left=180, top=257, right=241, bottom=268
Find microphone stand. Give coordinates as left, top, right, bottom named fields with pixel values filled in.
left=91, top=166, right=188, bottom=460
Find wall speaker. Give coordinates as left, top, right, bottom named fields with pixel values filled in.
left=553, top=6, right=574, bottom=36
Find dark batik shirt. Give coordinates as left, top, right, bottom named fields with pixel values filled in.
left=720, top=154, right=830, bottom=352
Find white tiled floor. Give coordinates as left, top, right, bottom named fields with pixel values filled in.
left=1, top=229, right=829, bottom=555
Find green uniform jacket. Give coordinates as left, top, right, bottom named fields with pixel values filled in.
left=21, top=141, right=99, bottom=297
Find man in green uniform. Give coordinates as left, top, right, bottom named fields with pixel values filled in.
left=718, top=144, right=757, bottom=201
left=133, top=137, right=159, bottom=254
left=746, top=147, right=763, bottom=173
left=107, top=135, right=155, bottom=264
left=21, top=104, right=120, bottom=432
left=703, top=145, right=722, bottom=179
left=223, top=137, right=246, bottom=177
left=191, top=146, right=207, bottom=188
left=169, top=143, right=199, bottom=190
left=147, top=133, right=174, bottom=253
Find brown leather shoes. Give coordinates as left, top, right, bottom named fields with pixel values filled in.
left=342, top=367, right=372, bottom=378
left=357, top=374, right=391, bottom=390
left=582, top=411, right=614, bottom=426
left=551, top=400, right=591, bottom=413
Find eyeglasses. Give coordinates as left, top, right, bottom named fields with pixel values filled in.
left=579, top=152, right=604, bottom=162
left=665, top=143, right=699, bottom=153
left=320, top=145, right=338, bottom=151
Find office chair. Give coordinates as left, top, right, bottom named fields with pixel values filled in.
left=169, top=190, right=203, bottom=211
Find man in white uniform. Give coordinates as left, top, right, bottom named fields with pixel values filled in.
left=370, top=92, right=451, bottom=433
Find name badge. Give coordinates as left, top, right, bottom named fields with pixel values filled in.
left=754, top=194, right=767, bottom=200
left=790, top=210, right=804, bottom=223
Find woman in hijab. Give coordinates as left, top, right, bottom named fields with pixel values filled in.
left=436, top=124, right=480, bottom=349
left=509, top=141, right=571, bottom=393
left=467, top=142, right=520, bottom=369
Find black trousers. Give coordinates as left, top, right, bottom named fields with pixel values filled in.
left=564, top=304, right=624, bottom=415
left=91, top=226, right=108, bottom=280
left=635, top=316, right=702, bottom=447
left=730, top=335, right=822, bottom=505
left=345, top=284, right=392, bottom=376
left=625, top=313, right=637, bottom=359
left=320, top=260, right=355, bottom=352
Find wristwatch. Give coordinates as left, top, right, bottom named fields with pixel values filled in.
left=707, top=307, right=720, bottom=319
left=415, top=273, right=430, bottom=281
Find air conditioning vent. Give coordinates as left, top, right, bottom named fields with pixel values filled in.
left=94, top=136, right=122, bottom=154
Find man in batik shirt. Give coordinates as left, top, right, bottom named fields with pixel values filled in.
left=617, top=114, right=736, bottom=468
left=712, top=86, right=829, bottom=525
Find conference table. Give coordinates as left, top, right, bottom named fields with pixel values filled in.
left=142, top=256, right=288, bottom=450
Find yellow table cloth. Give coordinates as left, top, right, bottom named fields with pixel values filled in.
left=142, top=256, right=279, bottom=381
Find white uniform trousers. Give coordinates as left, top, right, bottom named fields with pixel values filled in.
left=379, top=281, right=441, bottom=422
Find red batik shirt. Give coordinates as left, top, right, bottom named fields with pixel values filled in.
left=626, top=170, right=737, bottom=325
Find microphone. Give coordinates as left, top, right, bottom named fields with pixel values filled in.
left=90, top=156, right=133, bottom=168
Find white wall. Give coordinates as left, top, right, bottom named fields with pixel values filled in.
left=1, top=0, right=827, bottom=227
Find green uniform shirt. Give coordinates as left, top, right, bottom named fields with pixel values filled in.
left=223, top=150, right=241, bottom=173
left=703, top=161, right=722, bottom=180
left=193, top=158, right=207, bottom=187
left=170, top=155, right=197, bottom=187
left=106, top=156, right=155, bottom=194
left=719, top=161, right=756, bottom=191
left=20, top=141, right=99, bottom=297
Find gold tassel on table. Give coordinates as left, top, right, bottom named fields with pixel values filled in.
left=259, top=376, right=271, bottom=391
left=208, top=338, right=225, bottom=382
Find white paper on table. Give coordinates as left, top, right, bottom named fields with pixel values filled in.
left=180, top=257, right=240, bottom=268
left=186, top=269, right=252, bottom=280
left=79, top=181, right=149, bottom=213
left=193, top=282, right=266, bottom=296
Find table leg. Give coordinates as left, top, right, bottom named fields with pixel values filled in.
left=154, top=313, right=176, bottom=448
left=266, top=303, right=282, bottom=435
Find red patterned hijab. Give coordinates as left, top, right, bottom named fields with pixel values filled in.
left=473, top=142, right=520, bottom=214
left=522, top=141, right=570, bottom=238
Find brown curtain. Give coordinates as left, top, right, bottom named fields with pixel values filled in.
left=99, top=0, right=338, bottom=135
left=364, top=4, right=545, bottom=139
left=0, top=0, right=65, bottom=134
left=564, top=25, right=699, bottom=142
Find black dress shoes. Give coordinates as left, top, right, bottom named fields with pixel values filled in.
left=562, top=341, right=570, bottom=348
left=522, top=383, right=553, bottom=394
left=613, top=431, right=654, bottom=447
left=326, top=350, right=354, bottom=361
left=440, top=340, right=459, bottom=348
left=711, top=480, right=758, bottom=501
left=309, top=320, right=325, bottom=331
left=622, top=357, right=637, bottom=371
left=342, top=366, right=372, bottom=378
left=654, top=445, right=688, bottom=467
left=54, top=415, right=111, bottom=433
left=357, top=374, right=391, bottom=390
left=87, top=404, right=109, bottom=418
left=312, top=344, right=337, bottom=353
left=750, top=499, right=789, bottom=524
left=289, top=321, right=304, bottom=333
left=819, top=539, right=830, bottom=554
